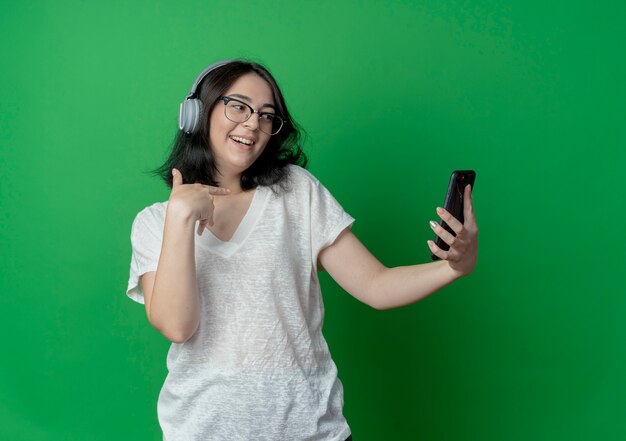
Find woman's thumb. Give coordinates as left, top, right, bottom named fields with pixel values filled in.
left=172, top=168, right=183, bottom=187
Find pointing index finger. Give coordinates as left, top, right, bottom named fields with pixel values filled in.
left=204, top=186, right=231, bottom=195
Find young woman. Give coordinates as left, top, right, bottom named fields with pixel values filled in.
left=127, top=60, right=478, bottom=440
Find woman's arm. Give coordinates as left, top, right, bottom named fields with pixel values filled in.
left=142, top=169, right=229, bottom=343
left=318, top=185, right=478, bottom=310
left=142, top=210, right=200, bottom=343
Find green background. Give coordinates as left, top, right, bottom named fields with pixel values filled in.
left=1, top=1, right=625, bottom=440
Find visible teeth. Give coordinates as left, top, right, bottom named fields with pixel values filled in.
left=230, top=136, right=254, bottom=145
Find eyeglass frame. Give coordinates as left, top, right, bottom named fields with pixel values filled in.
left=218, top=96, right=284, bottom=135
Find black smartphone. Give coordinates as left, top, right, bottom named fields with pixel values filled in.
left=431, top=170, right=476, bottom=260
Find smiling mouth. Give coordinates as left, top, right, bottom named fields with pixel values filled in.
left=229, top=135, right=255, bottom=146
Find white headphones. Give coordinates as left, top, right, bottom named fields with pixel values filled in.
left=178, top=60, right=236, bottom=134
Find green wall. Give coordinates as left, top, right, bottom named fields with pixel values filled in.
left=1, top=1, right=625, bottom=440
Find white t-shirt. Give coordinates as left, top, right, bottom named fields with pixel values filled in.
left=127, top=165, right=355, bottom=441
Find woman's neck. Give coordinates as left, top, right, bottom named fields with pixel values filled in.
left=216, top=172, right=245, bottom=194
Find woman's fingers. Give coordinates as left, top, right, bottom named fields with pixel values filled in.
left=435, top=206, right=465, bottom=237
left=169, top=174, right=229, bottom=230
left=427, top=239, right=449, bottom=260
left=204, top=186, right=231, bottom=196
left=197, top=205, right=214, bottom=234
left=429, top=187, right=479, bottom=275
left=171, top=170, right=230, bottom=196
left=197, top=219, right=207, bottom=235
left=429, top=220, right=458, bottom=248
left=463, top=184, right=476, bottom=227
left=203, top=195, right=216, bottom=230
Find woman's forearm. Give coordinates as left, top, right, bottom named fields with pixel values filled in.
left=371, top=260, right=463, bottom=310
left=319, top=229, right=468, bottom=311
left=149, top=208, right=201, bottom=342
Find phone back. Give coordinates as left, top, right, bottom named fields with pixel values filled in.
left=432, top=170, right=476, bottom=260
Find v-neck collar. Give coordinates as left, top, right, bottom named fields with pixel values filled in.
left=196, top=186, right=270, bottom=257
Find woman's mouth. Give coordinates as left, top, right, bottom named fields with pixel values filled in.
left=229, top=135, right=255, bottom=146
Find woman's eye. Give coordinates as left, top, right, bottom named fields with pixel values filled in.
left=260, top=113, right=275, bottom=121
left=232, top=104, right=245, bottom=111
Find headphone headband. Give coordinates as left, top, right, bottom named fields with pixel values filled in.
left=184, top=59, right=237, bottom=100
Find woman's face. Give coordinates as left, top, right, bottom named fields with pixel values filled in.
left=208, top=72, right=275, bottom=178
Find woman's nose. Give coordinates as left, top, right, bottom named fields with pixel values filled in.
left=243, top=112, right=260, bottom=130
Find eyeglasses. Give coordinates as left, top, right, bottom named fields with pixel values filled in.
left=218, top=96, right=284, bottom=135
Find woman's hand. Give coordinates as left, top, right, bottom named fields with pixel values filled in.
left=428, top=184, right=478, bottom=278
left=167, top=168, right=230, bottom=235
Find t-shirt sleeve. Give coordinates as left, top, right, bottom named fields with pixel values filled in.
left=309, top=177, right=355, bottom=264
left=127, top=206, right=164, bottom=304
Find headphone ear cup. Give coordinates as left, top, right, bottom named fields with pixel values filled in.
left=179, top=99, right=203, bottom=134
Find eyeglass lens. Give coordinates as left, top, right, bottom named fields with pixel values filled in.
left=223, top=99, right=283, bottom=135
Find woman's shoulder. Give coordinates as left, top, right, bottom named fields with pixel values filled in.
left=132, top=201, right=168, bottom=230
left=285, top=164, right=322, bottom=188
